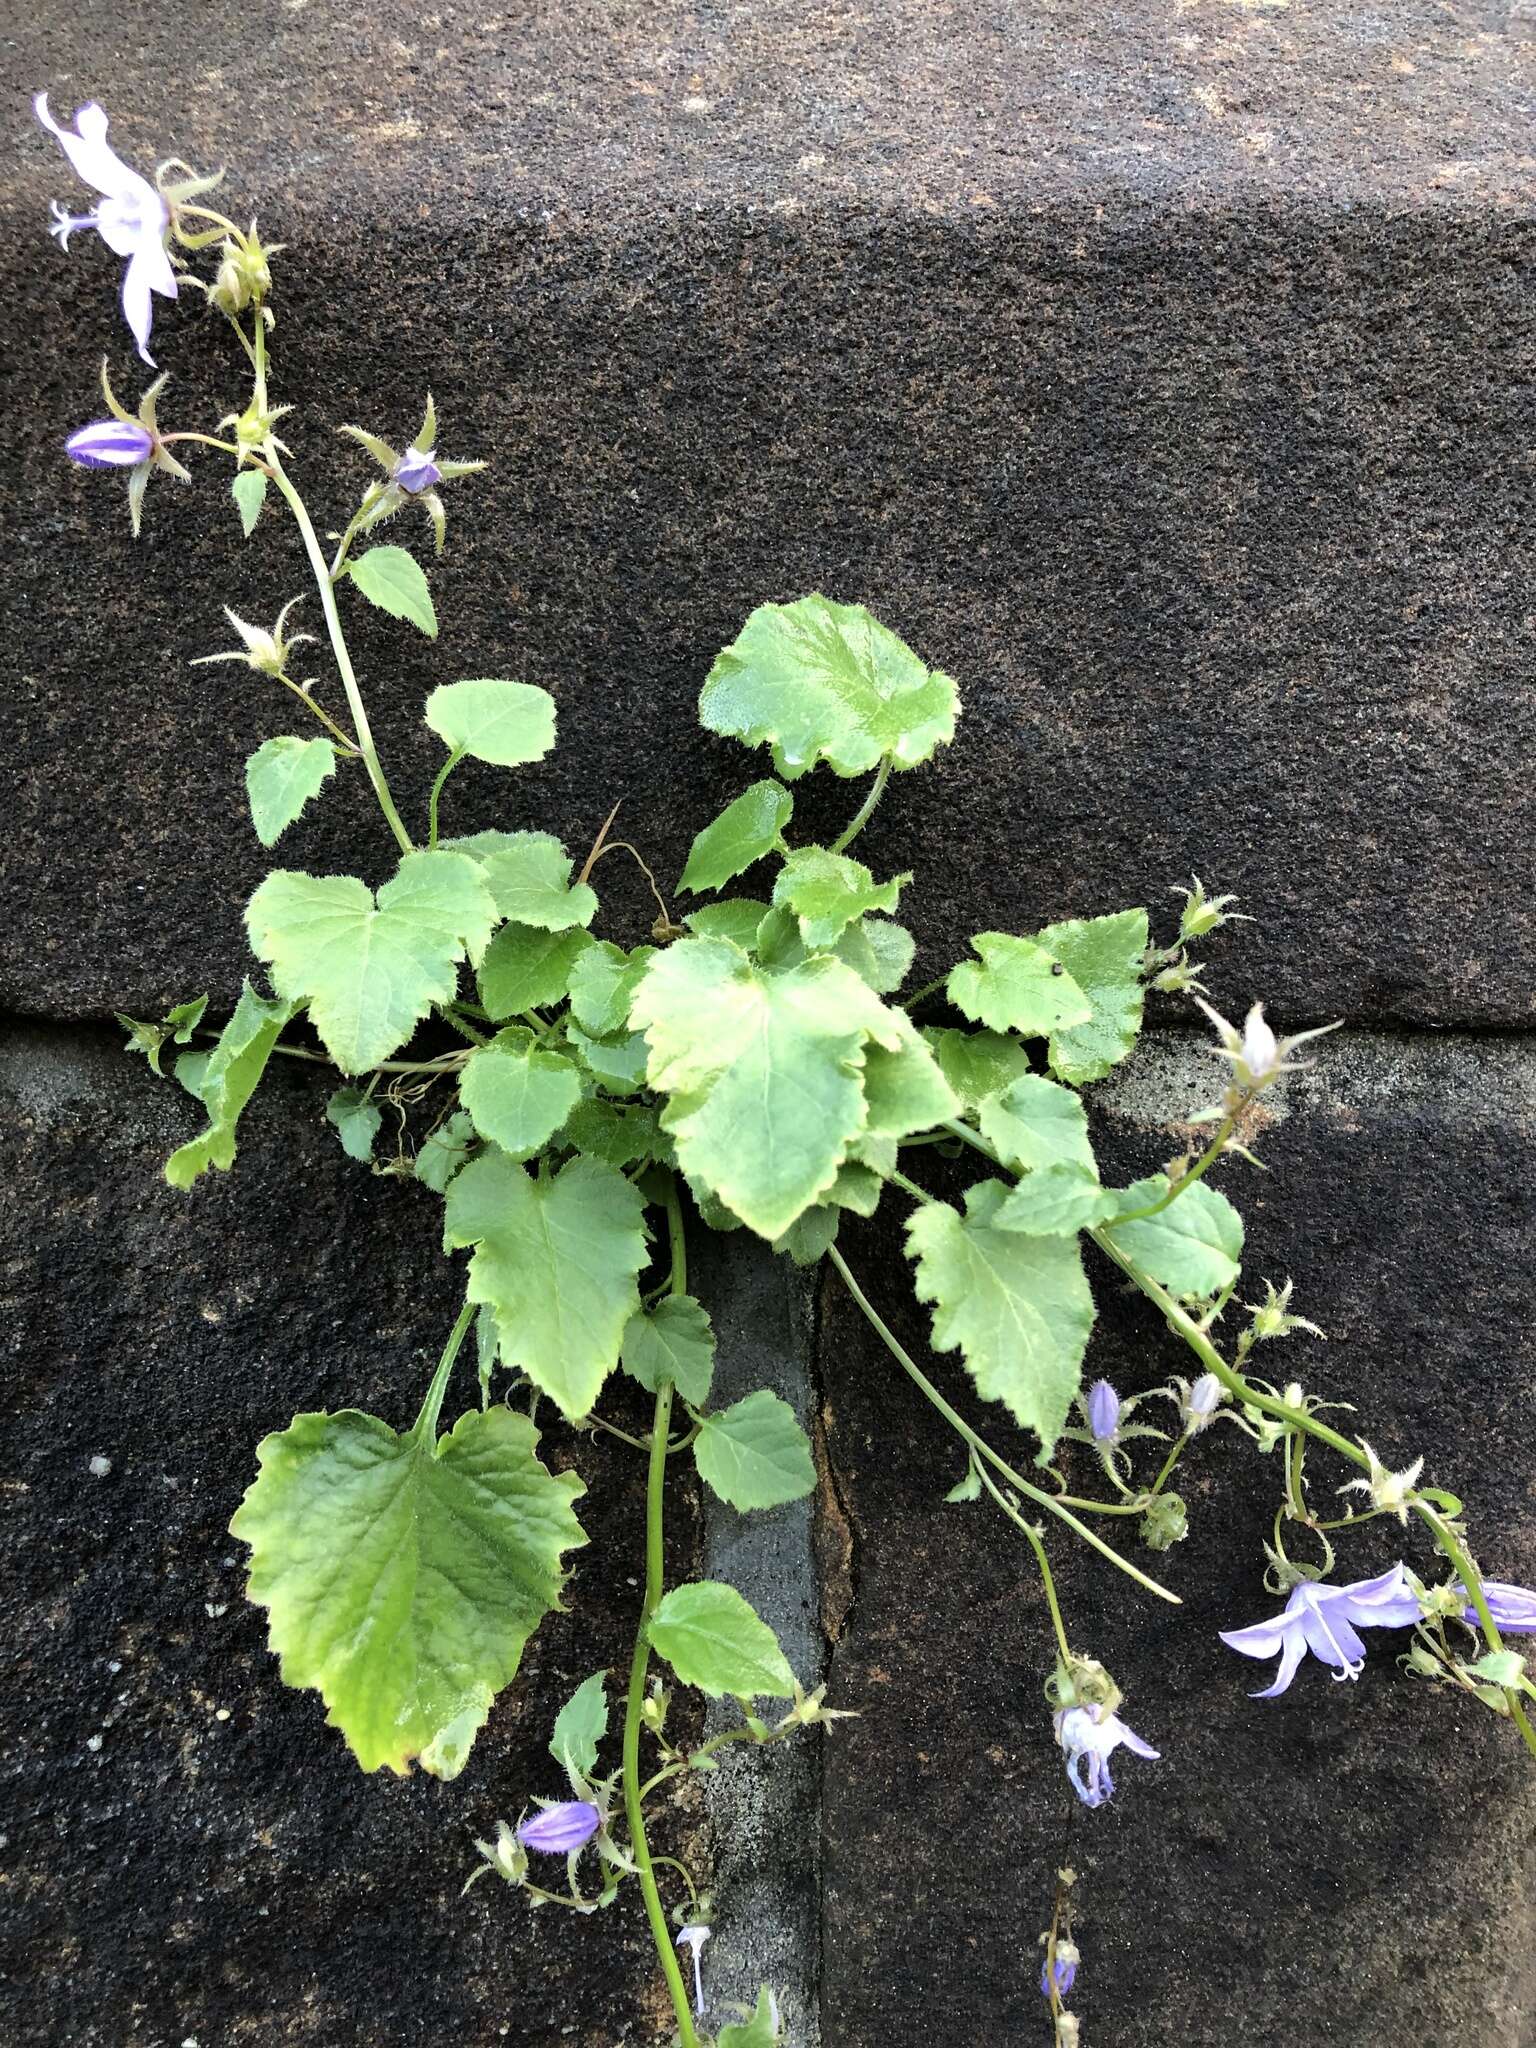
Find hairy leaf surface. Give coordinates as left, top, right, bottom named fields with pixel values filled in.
left=165, top=983, right=294, bottom=1189
left=907, top=1180, right=1095, bottom=1454
left=443, top=1151, right=648, bottom=1417
left=699, top=595, right=959, bottom=779
left=424, top=679, right=556, bottom=766
left=630, top=936, right=900, bottom=1239
left=346, top=544, right=437, bottom=636
left=460, top=1033, right=582, bottom=1159
left=948, top=933, right=1092, bottom=1038
left=620, top=1295, right=716, bottom=1404
left=246, top=736, right=336, bottom=848
left=1034, top=909, right=1150, bottom=1085
left=1102, top=1179, right=1244, bottom=1296
left=693, top=1390, right=816, bottom=1511
left=680, top=781, right=793, bottom=893
left=647, top=1581, right=797, bottom=1699
left=246, top=851, right=495, bottom=1073
left=231, top=1398, right=585, bottom=1778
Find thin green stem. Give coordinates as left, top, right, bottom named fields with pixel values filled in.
left=888, top=1167, right=936, bottom=1206
left=263, top=450, right=415, bottom=856
left=971, top=1457, right=1073, bottom=1665
left=440, top=1004, right=490, bottom=1046
left=410, top=1300, right=477, bottom=1442
left=272, top=671, right=363, bottom=754
left=1087, top=1224, right=1368, bottom=1469
left=1145, top=1434, right=1191, bottom=1503
left=160, top=431, right=243, bottom=457
left=1414, top=1503, right=1536, bottom=1757
left=638, top=1722, right=785, bottom=1802
left=826, top=1246, right=1180, bottom=1603
left=428, top=746, right=466, bottom=849
left=1109, top=1094, right=1252, bottom=1223
left=900, top=975, right=949, bottom=1012
left=829, top=755, right=892, bottom=856
left=619, top=1177, right=700, bottom=2048
left=1047, top=1492, right=1146, bottom=1518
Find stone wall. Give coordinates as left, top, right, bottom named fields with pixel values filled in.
left=4, top=5, right=1534, bottom=2044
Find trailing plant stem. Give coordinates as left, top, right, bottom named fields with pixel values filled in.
left=829, top=754, right=892, bottom=855
left=972, top=1455, right=1073, bottom=1664
left=826, top=1245, right=1179, bottom=1604
left=262, top=448, right=415, bottom=857
left=621, top=1178, right=701, bottom=2048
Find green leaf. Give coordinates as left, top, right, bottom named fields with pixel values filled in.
left=174, top=1048, right=211, bottom=1098
left=700, top=595, right=959, bottom=779
left=993, top=1165, right=1120, bottom=1236
left=1103, top=1180, right=1244, bottom=1297
left=945, top=1464, right=983, bottom=1503
left=165, top=983, right=294, bottom=1189
left=231, top=467, right=267, bottom=536
left=478, top=924, right=594, bottom=1018
left=444, top=830, right=597, bottom=932
left=948, top=933, right=1092, bottom=1038
left=621, top=1295, right=716, bottom=1404
left=567, top=1024, right=651, bottom=1097
left=647, top=1581, right=796, bottom=1699
left=326, top=1084, right=382, bottom=1162
left=424, top=679, right=556, bottom=766
left=245, top=736, right=338, bottom=848
left=165, top=995, right=208, bottom=1042
left=346, top=544, right=437, bottom=637
left=550, top=1671, right=609, bottom=1777
left=770, top=1204, right=841, bottom=1266
left=907, top=1180, right=1096, bottom=1455
left=977, top=1074, right=1097, bottom=1176
left=443, top=1151, right=648, bottom=1418
left=693, top=1390, right=816, bottom=1511
left=247, top=850, right=495, bottom=1074
left=836, top=917, right=915, bottom=995
left=630, top=936, right=901, bottom=1239
left=718, top=1989, right=781, bottom=2048
left=927, top=1027, right=1035, bottom=1111
left=230, top=1397, right=586, bottom=1778
left=753, top=902, right=805, bottom=970
left=459, top=1033, right=581, bottom=1159
left=1033, top=909, right=1150, bottom=1085
left=771, top=847, right=907, bottom=949
left=568, top=941, right=658, bottom=1037
left=1468, top=1649, right=1528, bottom=1688
left=683, top=899, right=770, bottom=949
left=416, top=1109, right=477, bottom=1192
left=861, top=1014, right=960, bottom=1137
left=119, top=993, right=208, bottom=1076
left=562, top=1098, right=667, bottom=1171
left=680, top=781, right=793, bottom=893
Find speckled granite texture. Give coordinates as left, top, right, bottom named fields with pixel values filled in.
left=3, top=2, right=1534, bottom=1021
left=3, top=5, right=1535, bottom=2044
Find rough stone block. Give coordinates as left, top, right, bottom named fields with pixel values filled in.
left=4, top=7, right=1535, bottom=1023
left=0, top=1024, right=706, bottom=2047
left=818, top=1031, right=1536, bottom=2046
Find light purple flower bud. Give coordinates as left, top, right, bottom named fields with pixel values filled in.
left=1040, top=1945, right=1080, bottom=1998
left=1187, top=1372, right=1223, bottom=1425
left=1086, top=1379, right=1121, bottom=1444
left=515, top=1798, right=600, bottom=1854
left=1470, top=1580, right=1536, bottom=1634
left=393, top=446, right=443, bottom=494
left=66, top=417, right=155, bottom=469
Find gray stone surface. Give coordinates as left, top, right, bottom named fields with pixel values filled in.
left=0, top=1023, right=708, bottom=2048
left=3, top=4, right=1535, bottom=1023
left=818, top=1028, right=1536, bottom=2047
left=693, top=1234, right=823, bottom=2047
